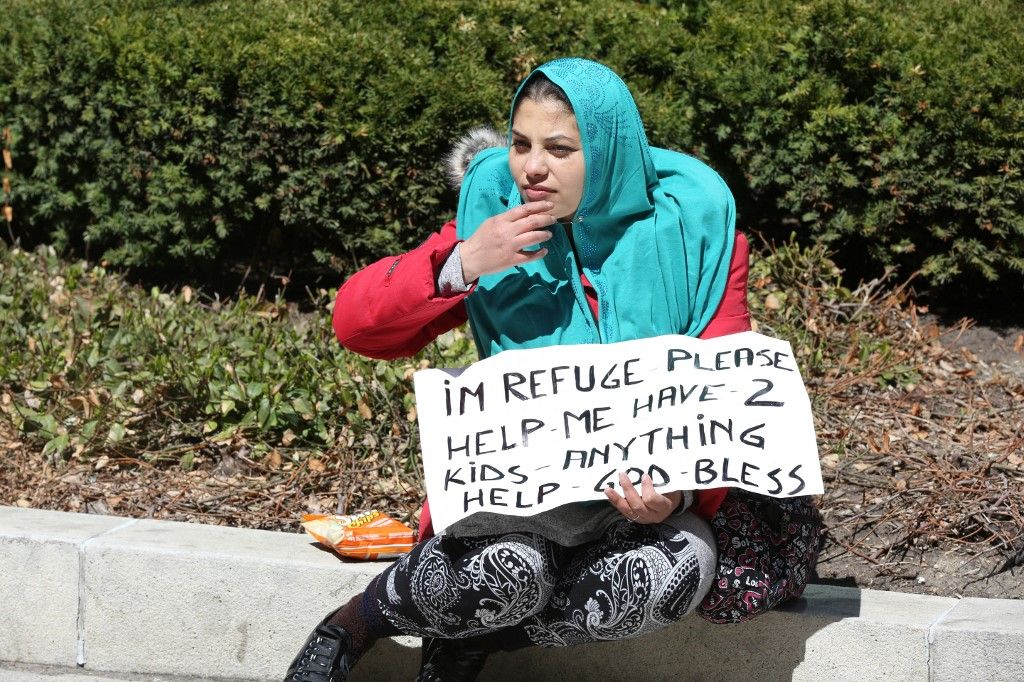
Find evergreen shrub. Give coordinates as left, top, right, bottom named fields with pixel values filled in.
left=1, top=0, right=1021, bottom=286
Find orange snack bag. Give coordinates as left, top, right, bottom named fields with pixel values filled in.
left=301, top=511, right=416, bottom=560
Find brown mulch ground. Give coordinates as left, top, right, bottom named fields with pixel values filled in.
left=811, top=318, right=1024, bottom=599
left=2, top=309, right=1022, bottom=600
left=0, top=418, right=424, bottom=529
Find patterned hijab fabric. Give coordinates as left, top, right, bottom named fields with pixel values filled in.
left=456, top=58, right=736, bottom=358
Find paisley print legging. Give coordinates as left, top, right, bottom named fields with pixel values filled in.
left=372, top=514, right=716, bottom=649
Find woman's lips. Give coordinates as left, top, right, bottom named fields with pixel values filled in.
left=523, top=186, right=555, bottom=201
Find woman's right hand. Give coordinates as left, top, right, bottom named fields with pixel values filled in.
left=459, top=201, right=556, bottom=283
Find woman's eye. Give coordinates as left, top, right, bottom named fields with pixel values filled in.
left=549, top=146, right=575, bottom=157
left=512, top=140, right=529, bottom=151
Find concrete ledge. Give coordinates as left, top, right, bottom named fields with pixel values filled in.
left=0, top=508, right=131, bottom=667
left=2, top=506, right=1021, bottom=681
left=0, top=662, right=195, bottom=681
left=930, top=597, right=1024, bottom=681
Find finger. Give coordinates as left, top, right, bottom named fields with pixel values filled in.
left=640, top=474, right=675, bottom=511
left=640, top=473, right=657, bottom=501
left=513, top=247, right=549, bottom=263
left=513, top=230, right=553, bottom=249
left=619, top=472, right=644, bottom=512
left=604, top=487, right=636, bottom=519
left=604, top=486, right=625, bottom=508
left=510, top=213, right=557, bottom=233
left=505, top=201, right=554, bottom=221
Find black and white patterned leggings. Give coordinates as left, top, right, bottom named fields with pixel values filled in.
left=371, top=513, right=716, bottom=650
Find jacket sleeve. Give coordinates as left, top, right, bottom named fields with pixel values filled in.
left=699, top=231, right=752, bottom=340
left=691, top=232, right=752, bottom=520
left=332, top=221, right=471, bottom=359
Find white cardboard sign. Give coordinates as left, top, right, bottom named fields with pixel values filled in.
left=413, top=332, right=822, bottom=533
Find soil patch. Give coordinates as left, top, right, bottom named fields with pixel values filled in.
left=814, top=316, right=1023, bottom=599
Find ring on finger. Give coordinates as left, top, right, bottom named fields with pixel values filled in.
left=628, top=511, right=641, bottom=522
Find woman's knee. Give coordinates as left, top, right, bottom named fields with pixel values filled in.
left=454, top=534, right=559, bottom=622
left=612, top=543, right=705, bottom=621
left=545, top=521, right=715, bottom=639
left=384, top=532, right=560, bottom=634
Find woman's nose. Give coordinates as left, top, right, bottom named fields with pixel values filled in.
left=524, top=151, right=547, bottom=177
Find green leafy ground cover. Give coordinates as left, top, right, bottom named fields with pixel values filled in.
left=1, top=240, right=1021, bottom=597
left=0, top=241, right=475, bottom=474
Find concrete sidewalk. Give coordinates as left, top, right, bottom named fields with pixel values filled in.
left=1, top=505, right=1021, bottom=681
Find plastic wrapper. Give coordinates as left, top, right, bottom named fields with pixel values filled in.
left=300, top=510, right=416, bottom=560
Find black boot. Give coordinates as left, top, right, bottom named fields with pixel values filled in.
left=416, top=637, right=489, bottom=682
left=284, top=612, right=359, bottom=682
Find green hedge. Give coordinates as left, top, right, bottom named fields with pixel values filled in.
left=678, top=0, right=1024, bottom=285
left=2, top=0, right=1022, bottom=286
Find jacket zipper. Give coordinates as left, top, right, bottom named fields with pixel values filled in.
left=383, top=256, right=402, bottom=287
left=557, top=226, right=601, bottom=343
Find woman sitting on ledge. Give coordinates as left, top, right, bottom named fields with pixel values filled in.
left=286, top=58, right=782, bottom=682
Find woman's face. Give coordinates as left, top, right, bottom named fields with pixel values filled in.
left=509, top=97, right=585, bottom=222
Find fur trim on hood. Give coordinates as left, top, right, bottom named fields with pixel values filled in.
left=445, top=126, right=506, bottom=190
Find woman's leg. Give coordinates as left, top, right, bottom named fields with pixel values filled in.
left=372, top=531, right=567, bottom=638
left=398, top=531, right=572, bottom=681
left=285, top=531, right=565, bottom=681
left=284, top=571, right=400, bottom=682
left=471, top=512, right=716, bottom=651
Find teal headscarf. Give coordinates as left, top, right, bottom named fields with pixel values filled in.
left=456, top=58, right=735, bottom=358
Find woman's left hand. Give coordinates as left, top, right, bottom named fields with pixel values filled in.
left=604, top=472, right=683, bottom=524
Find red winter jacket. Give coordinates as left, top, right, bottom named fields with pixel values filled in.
left=333, top=221, right=752, bottom=540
